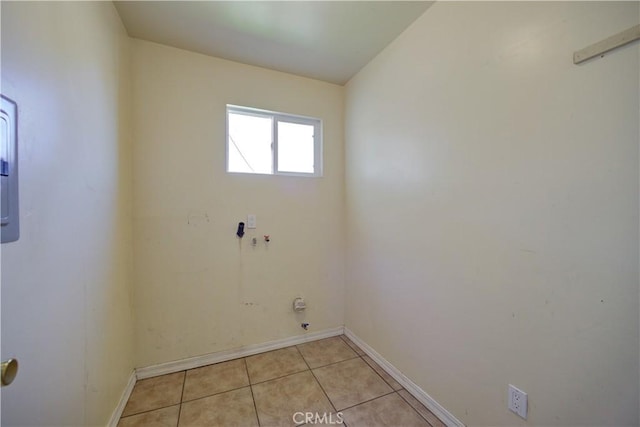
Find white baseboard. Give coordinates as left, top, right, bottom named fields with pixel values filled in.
left=344, top=328, right=465, bottom=427
left=107, top=370, right=136, bottom=427
left=136, top=326, right=345, bottom=380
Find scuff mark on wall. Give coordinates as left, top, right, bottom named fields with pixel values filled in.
left=187, top=211, right=210, bottom=226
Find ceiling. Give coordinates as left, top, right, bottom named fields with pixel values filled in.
left=114, top=1, right=433, bottom=85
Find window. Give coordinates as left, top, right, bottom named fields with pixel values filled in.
left=226, top=105, right=322, bottom=176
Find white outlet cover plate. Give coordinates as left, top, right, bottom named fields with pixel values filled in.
left=508, top=384, right=527, bottom=419
left=247, top=214, right=256, bottom=229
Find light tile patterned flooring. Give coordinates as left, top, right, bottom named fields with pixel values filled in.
left=118, top=335, right=446, bottom=427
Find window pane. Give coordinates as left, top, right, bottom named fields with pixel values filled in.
left=228, top=112, right=273, bottom=174
left=277, top=121, right=314, bottom=174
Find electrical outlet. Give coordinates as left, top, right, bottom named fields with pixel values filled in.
left=508, top=384, right=527, bottom=419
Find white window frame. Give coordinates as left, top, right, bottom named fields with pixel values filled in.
left=226, top=105, right=323, bottom=177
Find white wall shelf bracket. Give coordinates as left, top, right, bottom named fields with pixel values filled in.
left=574, top=24, right=640, bottom=64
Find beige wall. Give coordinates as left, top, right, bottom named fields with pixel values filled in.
left=345, top=2, right=639, bottom=426
left=0, top=2, right=134, bottom=426
left=131, top=40, right=345, bottom=367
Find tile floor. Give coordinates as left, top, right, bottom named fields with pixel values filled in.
left=118, top=335, right=446, bottom=427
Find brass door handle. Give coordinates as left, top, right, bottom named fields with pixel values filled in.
left=1, top=359, right=18, bottom=386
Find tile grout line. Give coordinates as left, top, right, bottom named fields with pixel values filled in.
left=305, top=343, right=401, bottom=415
left=338, top=389, right=397, bottom=413
left=341, top=334, right=446, bottom=426
left=118, top=403, right=182, bottom=420
left=244, top=358, right=262, bottom=427
left=325, top=338, right=355, bottom=426
left=294, top=345, right=340, bottom=417
left=397, top=390, right=437, bottom=427
left=338, top=334, right=363, bottom=355
left=305, top=354, right=362, bottom=370
left=297, top=337, right=400, bottom=425
left=249, top=367, right=310, bottom=387
left=360, top=354, right=402, bottom=392
left=176, top=370, right=187, bottom=427
left=179, top=356, right=306, bottom=405
left=246, top=340, right=360, bottom=375
left=299, top=335, right=358, bottom=359
left=173, top=361, right=312, bottom=406
left=119, top=372, right=188, bottom=421
left=339, top=335, right=400, bottom=392
left=337, top=334, right=384, bottom=424
left=181, top=383, right=253, bottom=405
left=339, top=335, right=439, bottom=427
left=340, top=335, right=437, bottom=427
left=339, top=335, right=441, bottom=426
